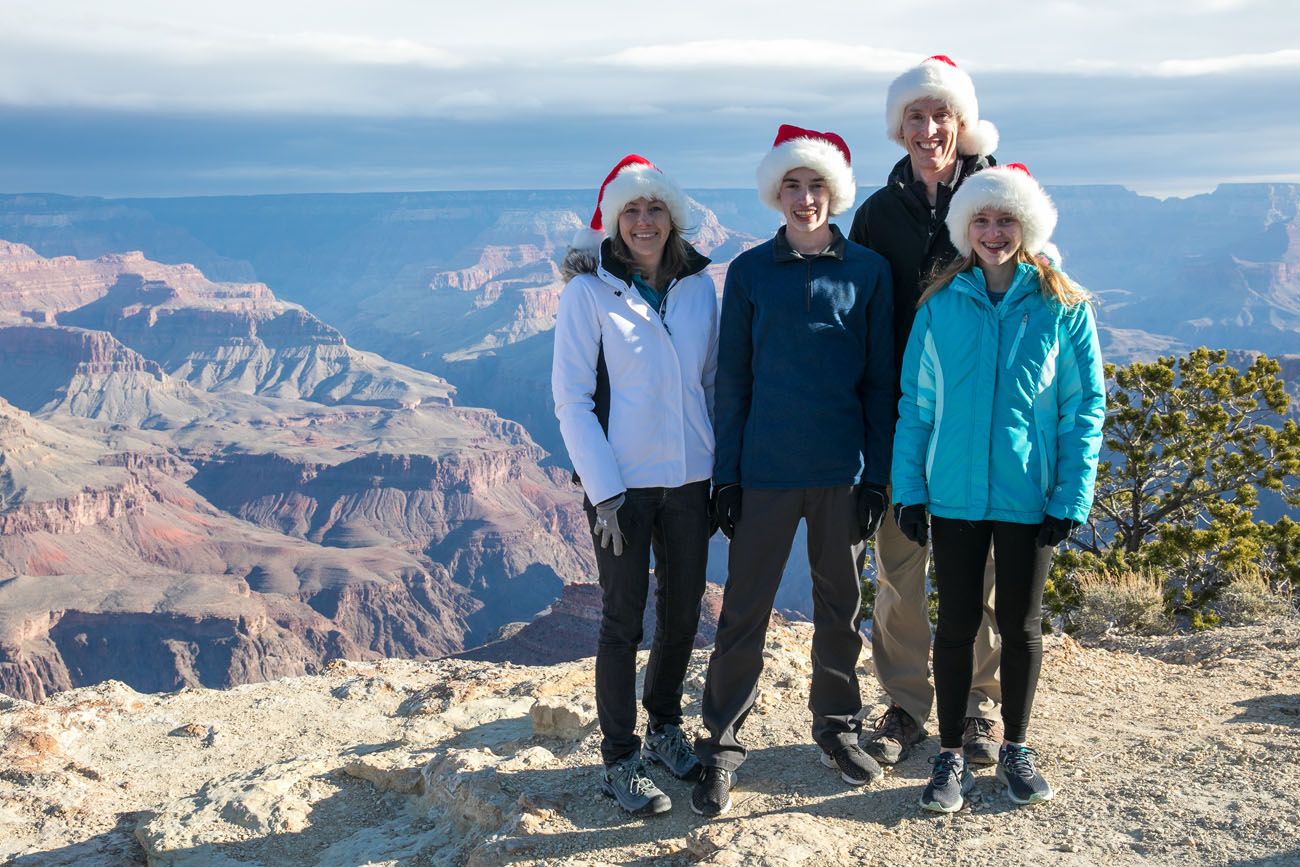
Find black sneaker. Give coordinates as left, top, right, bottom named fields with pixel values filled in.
left=919, top=751, right=974, bottom=813
left=643, top=724, right=702, bottom=782
left=601, top=756, right=672, bottom=816
left=690, top=766, right=734, bottom=817
left=862, top=704, right=927, bottom=765
left=819, top=743, right=883, bottom=786
left=962, top=716, right=1003, bottom=767
left=997, top=744, right=1054, bottom=805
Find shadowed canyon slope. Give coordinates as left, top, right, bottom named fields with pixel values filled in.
left=0, top=243, right=595, bottom=701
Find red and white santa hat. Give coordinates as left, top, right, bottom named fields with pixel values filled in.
left=571, top=154, right=690, bottom=251
left=885, top=54, right=999, bottom=158
left=755, top=124, right=857, bottom=216
left=945, top=163, right=1058, bottom=259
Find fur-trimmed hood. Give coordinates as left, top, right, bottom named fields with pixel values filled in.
left=560, top=239, right=710, bottom=285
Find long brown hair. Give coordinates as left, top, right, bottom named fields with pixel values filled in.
left=609, top=225, right=694, bottom=290
left=918, top=248, right=1089, bottom=310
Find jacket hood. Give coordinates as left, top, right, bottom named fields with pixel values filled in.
left=560, top=238, right=711, bottom=285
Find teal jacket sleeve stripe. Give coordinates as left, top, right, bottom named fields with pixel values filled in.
left=891, top=301, right=935, bottom=506
left=1048, top=301, right=1107, bottom=523
left=860, top=259, right=896, bottom=486
left=712, top=262, right=753, bottom=485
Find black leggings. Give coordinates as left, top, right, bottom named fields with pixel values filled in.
left=931, top=517, right=1053, bottom=748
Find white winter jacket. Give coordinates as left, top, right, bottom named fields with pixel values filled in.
left=551, top=243, right=719, bottom=505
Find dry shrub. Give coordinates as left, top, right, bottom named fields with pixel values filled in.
left=1216, top=570, right=1298, bottom=627
left=1074, top=568, right=1170, bottom=639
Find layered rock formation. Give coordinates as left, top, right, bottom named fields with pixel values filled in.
left=0, top=399, right=474, bottom=701
left=0, top=243, right=596, bottom=700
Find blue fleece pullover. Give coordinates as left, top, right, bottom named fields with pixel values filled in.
left=713, top=225, right=895, bottom=488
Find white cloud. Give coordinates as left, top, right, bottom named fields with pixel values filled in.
left=597, top=41, right=918, bottom=73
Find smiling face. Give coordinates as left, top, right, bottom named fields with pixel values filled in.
left=902, top=97, right=961, bottom=181
left=779, top=167, right=832, bottom=246
left=968, top=208, right=1024, bottom=269
left=617, top=197, right=672, bottom=272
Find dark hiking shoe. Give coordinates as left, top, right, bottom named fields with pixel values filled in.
left=919, top=751, right=974, bottom=813
left=862, top=705, right=927, bottom=764
left=690, top=766, right=734, bottom=817
left=643, top=724, right=702, bottom=781
left=962, top=716, right=1004, bottom=767
left=601, top=756, right=671, bottom=816
left=819, top=743, right=884, bottom=786
left=997, top=744, right=1054, bottom=805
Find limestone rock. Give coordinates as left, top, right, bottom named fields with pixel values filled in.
left=529, top=697, right=595, bottom=739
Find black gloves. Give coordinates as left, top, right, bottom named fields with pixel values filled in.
left=1036, top=514, right=1080, bottom=548
left=894, top=503, right=929, bottom=547
left=712, top=484, right=742, bottom=540
left=856, top=484, right=888, bottom=543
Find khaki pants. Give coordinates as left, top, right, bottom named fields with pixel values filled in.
left=871, top=495, right=1001, bottom=725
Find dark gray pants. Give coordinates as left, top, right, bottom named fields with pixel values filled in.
left=696, top=486, right=866, bottom=771
left=586, top=480, right=711, bottom=765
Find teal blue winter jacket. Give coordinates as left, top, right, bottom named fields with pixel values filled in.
left=892, top=263, right=1105, bottom=525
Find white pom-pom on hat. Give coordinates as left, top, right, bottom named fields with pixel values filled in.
left=945, top=163, right=1058, bottom=259
left=570, top=154, right=690, bottom=251
left=755, top=124, right=857, bottom=216
left=885, top=54, right=999, bottom=157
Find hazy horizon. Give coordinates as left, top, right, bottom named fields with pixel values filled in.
left=4, top=0, right=1297, bottom=199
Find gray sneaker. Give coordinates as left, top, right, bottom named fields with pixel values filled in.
left=962, top=716, right=1004, bottom=767
left=997, top=744, right=1054, bottom=805
left=919, top=751, right=974, bottom=813
left=863, top=705, right=927, bottom=765
left=642, top=724, right=702, bottom=781
left=601, top=755, right=672, bottom=816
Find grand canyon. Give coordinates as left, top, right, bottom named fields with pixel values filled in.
left=1, top=183, right=1298, bottom=702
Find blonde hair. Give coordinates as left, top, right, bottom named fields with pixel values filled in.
left=918, top=248, right=1089, bottom=310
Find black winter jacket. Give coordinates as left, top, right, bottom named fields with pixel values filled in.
left=848, top=153, right=995, bottom=382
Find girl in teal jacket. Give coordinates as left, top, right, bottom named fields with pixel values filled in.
left=892, top=164, right=1105, bottom=813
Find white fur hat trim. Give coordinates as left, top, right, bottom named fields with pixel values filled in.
left=756, top=127, right=856, bottom=216
left=945, top=164, right=1058, bottom=259
left=597, top=164, right=689, bottom=241
left=885, top=55, right=999, bottom=157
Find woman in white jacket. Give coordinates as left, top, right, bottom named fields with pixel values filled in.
left=552, top=154, right=718, bottom=816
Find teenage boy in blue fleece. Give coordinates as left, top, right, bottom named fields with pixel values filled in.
left=691, top=125, right=895, bottom=817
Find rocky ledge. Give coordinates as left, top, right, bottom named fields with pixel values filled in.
left=1, top=621, right=1296, bottom=866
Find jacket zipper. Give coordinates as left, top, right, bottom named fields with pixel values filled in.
left=1006, top=314, right=1029, bottom=369
left=805, top=260, right=812, bottom=312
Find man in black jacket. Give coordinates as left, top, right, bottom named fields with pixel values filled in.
left=849, top=54, right=1005, bottom=768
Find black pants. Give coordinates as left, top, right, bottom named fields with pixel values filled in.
left=930, top=518, right=1053, bottom=749
left=696, top=486, right=865, bottom=771
left=586, top=480, right=710, bottom=766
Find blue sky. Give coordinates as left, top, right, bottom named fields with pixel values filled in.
left=3, top=0, right=1297, bottom=198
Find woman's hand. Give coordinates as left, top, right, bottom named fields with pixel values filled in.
left=1036, top=514, right=1080, bottom=548
left=894, top=503, right=929, bottom=547
left=594, top=493, right=627, bottom=556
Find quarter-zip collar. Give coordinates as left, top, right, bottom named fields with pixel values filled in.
left=772, top=224, right=846, bottom=313
left=772, top=224, right=846, bottom=263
